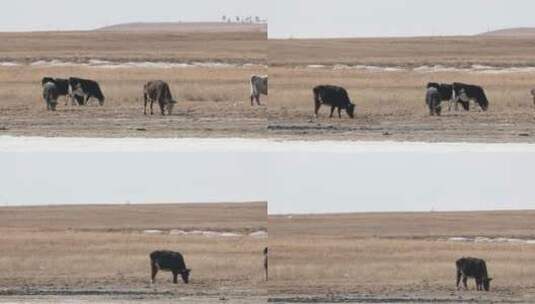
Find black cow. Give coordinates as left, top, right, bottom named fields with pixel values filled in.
left=263, top=247, right=268, bottom=281
left=456, top=257, right=492, bottom=291
left=42, top=77, right=71, bottom=105
left=313, top=85, right=355, bottom=118
left=452, top=82, right=489, bottom=111
left=150, top=250, right=191, bottom=284
left=42, top=82, right=59, bottom=111
left=143, top=80, right=176, bottom=115
left=69, top=77, right=105, bottom=106
left=425, top=87, right=442, bottom=116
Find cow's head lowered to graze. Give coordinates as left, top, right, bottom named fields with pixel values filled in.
left=346, top=103, right=356, bottom=118
left=313, top=85, right=356, bottom=119
left=150, top=250, right=191, bottom=284
left=179, top=268, right=191, bottom=284
left=483, top=277, right=493, bottom=291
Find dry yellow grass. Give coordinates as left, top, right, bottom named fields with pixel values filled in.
left=0, top=202, right=267, bottom=298
left=0, top=65, right=267, bottom=137
left=268, top=36, right=535, bottom=142
left=268, top=211, right=535, bottom=302
left=268, top=66, right=535, bottom=142
left=269, top=36, right=535, bottom=67
left=0, top=28, right=268, bottom=138
left=0, top=31, right=266, bottom=64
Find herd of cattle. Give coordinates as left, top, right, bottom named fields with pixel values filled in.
left=151, top=248, right=491, bottom=292
left=40, top=75, right=268, bottom=113
left=41, top=75, right=507, bottom=118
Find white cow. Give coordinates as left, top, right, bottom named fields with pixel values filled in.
left=250, top=75, right=268, bottom=106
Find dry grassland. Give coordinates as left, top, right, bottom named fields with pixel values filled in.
left=0, top=65, right=267, bottom=137
left=268, top=36, right=535, bottom=143
left=269, top=36, right=535, bottom=67
left=0, top=202, right=267, bottom=301
left=268, top=211, right=535, bottom=302
left=0, top=29, right=268, bottom=138
left=0, top=31, right=266, bottom=63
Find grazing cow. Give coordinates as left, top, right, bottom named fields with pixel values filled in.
left=313, top=85, right=355, bottom=118
left=456, top=257, right=492, bottom=291
left=69, top=77, right=105, bottom=106
left=42, top=82, right=59, bottom=111
left=143, top=80, right=176, bottom=115
left=150, top=250, right=191, bottom=284
left=263, top=247, right=268, bottom=281
left=531, top=89, right=535, bottom=106
left=452, top=82, right=489, bottom=111
left=426, top=86, right=442, bottom=116
left=250, top=75, right=268, bottom=106
left=42, top=77, right=71, bottom=105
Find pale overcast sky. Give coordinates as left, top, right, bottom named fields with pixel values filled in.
left=0, top=0, right=534, bottom=37
left=0, top=0, right=269, bottom=31
left=269, top=0, right=535, bottom=38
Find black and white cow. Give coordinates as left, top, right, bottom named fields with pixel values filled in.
left=456, top=257, right=492, bottom=291
left=41, top=77, right=71, bottom=105
left=150, top=250, right=191, bottom=284
left=426, top=82, right=468, bottom=111
left=452, top=82, right=489, bottom=111
left=250, top=75, right=267, bottom=106
left=68, top=77, right=105, bottom=106
left=313, top=85, right=355, bottom=118
left=42, top=82, right=59, bottom=111
left=143, top=80, right=176, bottom=115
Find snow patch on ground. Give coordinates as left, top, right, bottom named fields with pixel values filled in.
left=143, top=229, right=267, bottom=238
left=447, top=236, right=535, bottom=245
left=4, top=59, right=266, bottom=69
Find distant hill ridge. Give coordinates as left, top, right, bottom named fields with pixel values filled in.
left=96, top=22, right=267, bottom=33
left=478, top=27, right=535, bottom=37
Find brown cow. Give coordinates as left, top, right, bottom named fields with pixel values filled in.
left=143, top=80, right=176, bottom=115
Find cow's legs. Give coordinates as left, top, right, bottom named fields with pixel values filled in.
left=337, top=107, right=342, bottom=118
left=250, top=94, right=255, bottom=106
left=256, top=95, right=261, bottom=106
left=144, top=97, right=148, bottom=115
left=314, top=103, right=321, bottom=118
left=150, top=100, right=154, bottom=115
left=150, top=263, right=158, bottom=284
left=329, top=105, right=335, bottom=118
left=456, top=271, right=462, bottom=289
left=159, top=101, right=165, bottom=116
left=462, top=276, right=468, bottom=289
left=172, top=271, right=178, bottom=284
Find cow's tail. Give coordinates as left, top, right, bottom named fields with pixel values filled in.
left=313, top=87, right=321, bottom=104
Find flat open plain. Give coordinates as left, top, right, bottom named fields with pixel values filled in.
left=269, top=37, right=535, bottom=143
left=0, top=202, right=267, bottom=303
left=0, top=27, right=268, bottom=138
left=269, top=210, right=535, bottom=303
